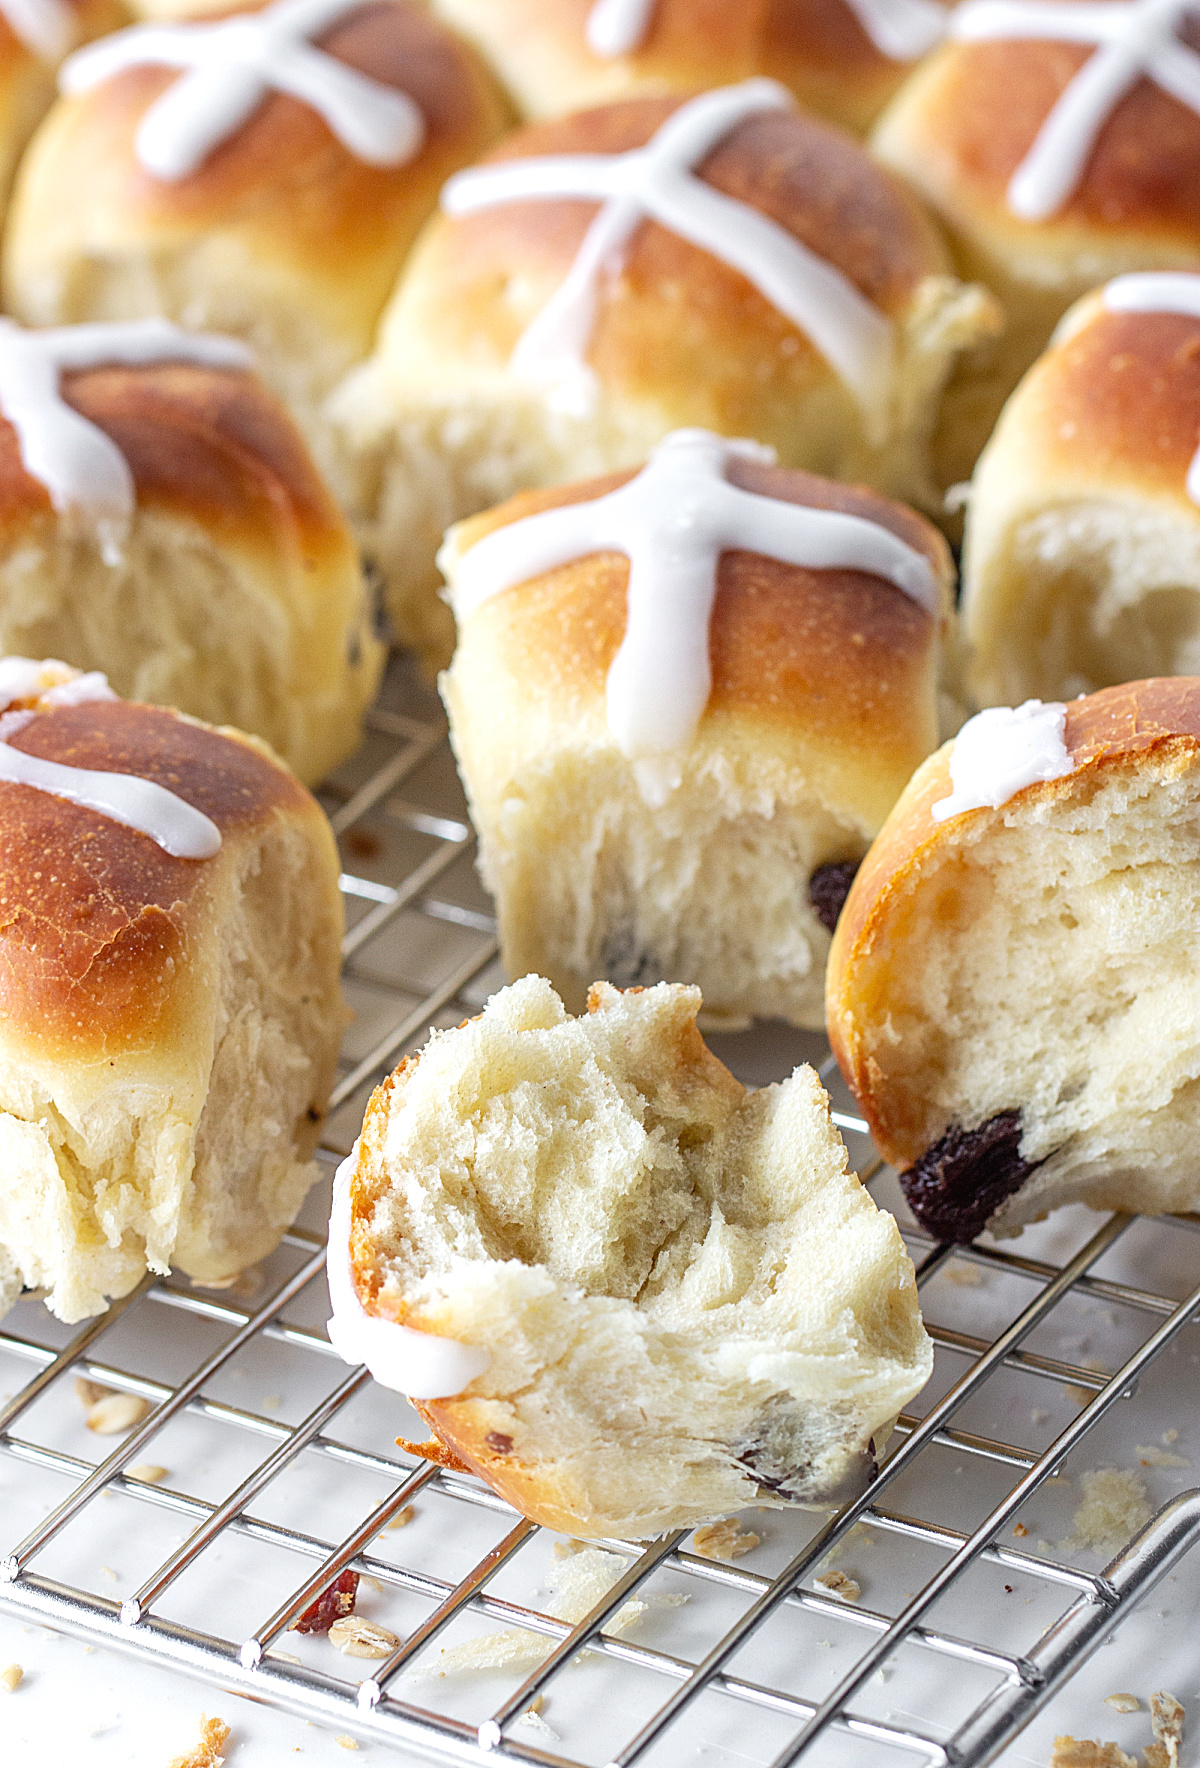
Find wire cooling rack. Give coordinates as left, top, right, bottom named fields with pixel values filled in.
left=2, top=651, right=1200, bottom=1768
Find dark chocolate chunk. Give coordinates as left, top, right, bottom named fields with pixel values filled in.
left=808, top=861, right=861, bottom=935
left=485, top=1431, right=513, bottom=1455
left=731, top=1399, right=878, bottom=1507
left=900, top=1111, right=1040, bottom=1245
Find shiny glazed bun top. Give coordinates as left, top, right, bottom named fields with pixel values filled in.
left=429, top=0, right=950, bottom=133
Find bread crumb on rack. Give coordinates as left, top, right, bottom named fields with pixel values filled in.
left=815, top=1570, right=861, bottom=1603
left=1065, top=1361, right=1110, bottom=1407
left=1135, top=1446, right=1191, bottom=1469
left=1013, top=1523, right=1029, bottom=1538
left=1062, top=1470, right=1150, bottom=1554
left=328, top=1616, right=401, bottom=1660
left=166, top=1715, right=231, bottom=1768
left=692, top=1519, right=761, bottom=1562
left=128, top=1464, right=168, bottom=1484
left=0, top=1664, right=23, bottom=1693
left=1049, top=1738, right=1136, bottom=1767
left=516, top=1695, right=559, bottom=1740
left=74, top=1377, right=112, bottom=1409
left=1146, top=1691, right=1184, bottom=1768
left=1104, top=1694, right=1140, bottom=1714
left=335, top=1737, right=359, bottom=1751
left=385, top=1506, right=414, bottom=1532
left=943, top=1262, right=984, bottom=1287
left=86, top=1393, right=151, bottom=1436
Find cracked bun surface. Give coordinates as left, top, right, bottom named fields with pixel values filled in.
left=0, top=356, right=383, bottom=786
left=328, top=89, right=996, bottom=657
left=440, top=458, right=954, bottom=1030
left=428, top=0, right=940, bottom=134
left=962, top=285, right=1200, bottom=710
left=0, top=666, right=345, bottom=1321
left=872, top=15, right=1200, bottom=486
left=1, top=0, right=509, bottom=455
left=827, top=678, right=1200, bottom=1242
left=340, top=975, right=932, bottom=1540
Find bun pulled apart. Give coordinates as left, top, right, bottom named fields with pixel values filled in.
left=1, top=0, right=508, bottom=454
left=0, top=318, right=383, bottom=786
left=963, top=275, right=1200, bottom=710
left=441, top=433, right=955, bottom=1030
left=0, top=661, right=345, bottom=1321
left=429, top=0, right=947, bottom=134
left=329, top=82, right=997, bottom=656
left=827, top=679, right=1200, bottom=1243
left=331, top=975, right=932, bottom=1539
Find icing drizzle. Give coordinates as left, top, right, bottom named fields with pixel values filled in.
left=447, top=429, right=937, bottom=791
left=326, top=1150, right=490, bottom=1399
left=1104, top=271, right=1200, bottom=501
left=0, top=658, right=222, bottom=859
left=59, top=0, right=426, bottom=182
left=0, top=317, right=254, bottom=564
left=931, top=699, right=1074, bottom=822
left=584, top=0, right=946, bottom=62
left=440, top=79, right=894, bottom=417
left=2, top=0, right=74, bottom=61
left=949, top=0, right=1200, bottom=221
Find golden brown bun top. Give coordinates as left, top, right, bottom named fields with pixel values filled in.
left=445, top=93, right=949, bottom=324
left=450, top=460, right=953, bottom=828
left=827, top=676, right=1200, bottom=1157
left=996, top=290, right=1200, bottom=503
left=879, top=22, right=1200, bottom=248
left=431, top=0, right=931, bottom=132
left=17, top=0, right=507, bottom=309
left=0, top=359, right=353, bottom=552
left=0, top=698, right=317, bottom=1057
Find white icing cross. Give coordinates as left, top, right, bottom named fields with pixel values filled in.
left=446, top=429, right=937, bottom=785
left=0, top=659, right=222, bottom=859
left=1104, top=270, right=1200, bottom=500
left=59, top=0, right=426, bottom=183
left=931, top=699, right=1074, bottom=821
left=950, top=0, right=1200, bottom=220
left=0, top=317, right=255, bottom=564
left=2, top=0, right=74, bottom=62
left=585, top=0, right=947, bottom=61
left=440, top=79, right=894, bottom=418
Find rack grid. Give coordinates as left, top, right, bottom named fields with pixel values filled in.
left=1, top=651, right=1199, bottom=1768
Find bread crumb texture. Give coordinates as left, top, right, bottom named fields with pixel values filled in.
left=0, top=1664, right=22, bottom=1693
left=1105, top=1695, right=1140, bottom=1714
left=166, top=1715, right=231, bottom=1768
left=816, top=1569, right=861, bottom=1602
left=1148, top=1691, right=1185, bottom=1768
left=356, top=977, right=932, bottom=1536
left=692, top=1518, right=761, bottom=1561
left=1063, top=1470, right=1151, bottom=1555
left=1050, top=1742, right=1137, bottom=1768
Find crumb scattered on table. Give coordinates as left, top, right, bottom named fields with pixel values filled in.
left=74, top=1377, right=111, bottom=1409
left=0, top=1664, right=22, bottom=1693
left=1147, top=1691, right=1184, bottom=1768
left=166, top=1715, right=231, bottom=1768
left=692, top=1519, right=760, bottom=1561
left=1049, top=1738, right=1136, bottom=1767
left=335, top=1736, right=359, bottom=1750
left=1013, top=1522, right=1029, bottom=1538
left=86, top=1393, right=151, bottom=1436
left=1136, top=1446, right=1191, bottom=1469
left=944, top=1263, right=983, bottom=1287
left=816, top=1570, right=861, bottom=1603
left=128, top=1464, right=168, bottom=1484
left=1062, top=1469, right=1150, bottom=1554
left=1104, top=1694, right=1139, bottom=1713
left=385, top=1506, right=414, bottom=1531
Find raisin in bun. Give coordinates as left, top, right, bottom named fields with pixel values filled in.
left=872, top=2, right=1200, bottom=490
left=428, top=0, right=948, bottom=135
left=328, top=975, right=932, bottom=1539
left=0, top=318, right=382, bottom=787
left=0, top=0, right=125, bottom=217
left=0, top=660, right=344, bottom=1322
left=440, top=431, right=955, bottom=1031
left=328, top=81, right=997, bottom=657
left=827, top=680, right=1200, bottom=1244
left=962, top=275, right=1200, bottom=710
left=1, top=0, right=508, bottom=460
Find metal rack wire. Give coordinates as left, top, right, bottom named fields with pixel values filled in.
left=1, top=651, right=1199, bottom=1767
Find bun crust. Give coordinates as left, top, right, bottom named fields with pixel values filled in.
left=0, top=360, right=383, bottom=785
left=431, top=0, right=927, bottom=133
left=0, top=0, right=125, bottom=214
left=0, top=693, right=345, bottom=1320
left=2, top=0, right=509, bottom=428
left=827, top=678, right=1200, bottom=1237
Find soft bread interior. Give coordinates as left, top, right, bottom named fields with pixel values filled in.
left=0, top=509, right=379, bottom=786
left=852, top=749, right=1200, bottom=1234
left=0, top=809, right=344, bottom=1322
left=455, top=745, right=866, bottom=1029
left=357, top=976, right=931, bottom=1537
left=964, top=499, right=1200, bottom=708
